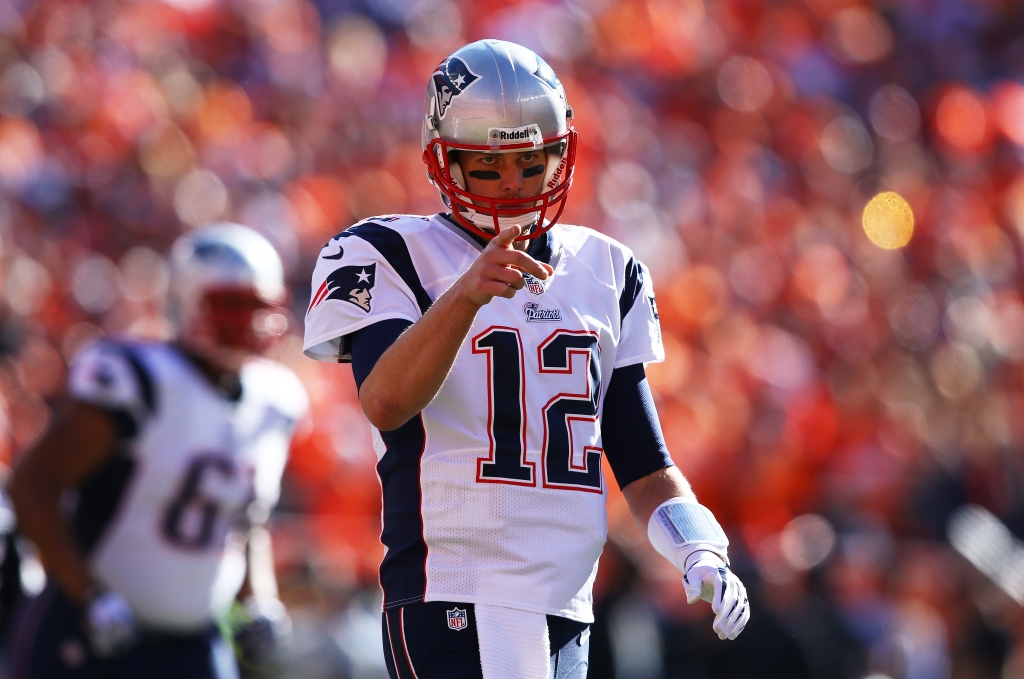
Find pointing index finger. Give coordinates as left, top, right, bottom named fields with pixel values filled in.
left=505, top=249, right=551, bottom=280
left=489, top=224, right=521, bottom=249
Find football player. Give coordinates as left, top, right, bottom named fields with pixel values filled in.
left=8, top=224, right=308, bottom=678
left=304, top=40, right=749, bottom=678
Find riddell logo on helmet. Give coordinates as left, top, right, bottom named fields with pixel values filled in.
left=488, top=126, right=543, bottom=147
left=546, top=155, right=568, bottom=189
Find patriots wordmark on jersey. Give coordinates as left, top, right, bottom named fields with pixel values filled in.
left=305, top=214, right=663, bottom=622
left=65, top=340, right=308, bottom=631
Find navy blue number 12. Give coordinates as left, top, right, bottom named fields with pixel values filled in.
left=473, top=327, right=603, bottom=492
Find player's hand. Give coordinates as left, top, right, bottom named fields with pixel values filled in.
left=83, top=588, right=139, bottom=657
left=455, top=224, right=555, bottom=306
left=682, top=552, right=749, bottom=640
left=232, top=596, right=292, bottom=668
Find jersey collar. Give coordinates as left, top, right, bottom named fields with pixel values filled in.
left=435, top=212, right=558, bottom=266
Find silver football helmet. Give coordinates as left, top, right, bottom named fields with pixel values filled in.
left=168, top=223, right=286, bottom=351
left=421, top=39, right=577, bottom=240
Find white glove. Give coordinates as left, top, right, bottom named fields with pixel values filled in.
left=646, top=498, right=750, bottom=641
left=682, top=552, right=750, bottom=640
left=83, top=589, right=139, bottom=657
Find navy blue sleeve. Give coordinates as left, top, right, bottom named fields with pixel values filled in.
left=350, top=318, right=414, bottom=390
left=601, top=363, right=673, bottom=489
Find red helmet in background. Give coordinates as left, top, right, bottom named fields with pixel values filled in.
left=168, top=223, right=288, bottom=355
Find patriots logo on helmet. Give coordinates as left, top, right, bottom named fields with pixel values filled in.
left=532, top=61, right=562, bottom=97
left=433, top=57, right=480, bottom=119
left=307, top=263, right=377, bottom=315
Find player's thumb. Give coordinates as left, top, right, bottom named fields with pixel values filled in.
left=682, top=571, right=704, bottom=605
left=491, top=223, right=521, bottom=248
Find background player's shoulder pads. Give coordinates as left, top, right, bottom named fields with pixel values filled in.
left=67, top=340, right=156, bottom=434
left=244, top=359, right=309, bottom=423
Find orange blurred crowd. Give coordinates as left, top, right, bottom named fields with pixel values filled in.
left=2, top=0, right=1024, bottom=676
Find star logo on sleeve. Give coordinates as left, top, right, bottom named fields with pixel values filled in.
left=307, top=263, right=378, bottom=314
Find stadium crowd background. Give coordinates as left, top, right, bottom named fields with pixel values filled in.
left=0, top=0, right=1023, bottom=676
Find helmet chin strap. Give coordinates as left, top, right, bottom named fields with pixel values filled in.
left=461, top=207, right=541, bottom=234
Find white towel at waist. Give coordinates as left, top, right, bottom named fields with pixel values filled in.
left=475, top=603, right=550, bottom=679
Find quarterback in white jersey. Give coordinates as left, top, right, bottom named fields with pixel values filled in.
left=306, top=214, right=660, bottom=619
left=10, top=225, right=307, bottom=679
left=305, top=40, right=749, bottom=679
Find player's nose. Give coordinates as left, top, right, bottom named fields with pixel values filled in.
left=499, top=166, right=526, bottom=196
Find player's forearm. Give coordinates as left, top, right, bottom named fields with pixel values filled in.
left=359, top=285, right=480, bottom=430
left=8, top=472, right=94, bottom=603
left=622, top=465, right=697, bottom=532
left=245, top=525, right=279, bottom=600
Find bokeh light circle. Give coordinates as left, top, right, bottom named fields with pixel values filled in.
left=935, top=86, right=989, bottom=152
left=779, top=514, right=836, bottom=570
left=716, top=56, right=774, bottom=113
left=869, top=85, right=920, bottom=141
left=862, top=191, right=914, bottom=249
left=820, top=115, right=873, bottom=174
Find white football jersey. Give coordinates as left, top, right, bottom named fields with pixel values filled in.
left=304, top=214, right=663, bottom=622
left=66, top=340, right=308, bottom=631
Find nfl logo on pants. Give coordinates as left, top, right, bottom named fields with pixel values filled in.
left=447, top=607, right=468, bottom=631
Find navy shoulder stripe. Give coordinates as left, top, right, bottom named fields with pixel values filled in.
left=343, top=222, right=433, bottom=315
left=618, top=257, right=644, bottom=329
left=116, top=344, right=156, bottom=413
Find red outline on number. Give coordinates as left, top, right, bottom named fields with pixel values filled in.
left=537, top=329, right=604, bottom=493
left=566, top=416, right=603, bottom=472
left=472, top=326, right=536, bottom=486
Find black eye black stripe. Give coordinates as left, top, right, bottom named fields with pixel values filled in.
left=468, top=170, right=501, bottom=180
left=522, top=164, right=545, bottom=178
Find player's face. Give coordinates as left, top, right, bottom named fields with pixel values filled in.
left=460, top=149, right=548, bottom=204
left=182, top=288, right=288, bottom=369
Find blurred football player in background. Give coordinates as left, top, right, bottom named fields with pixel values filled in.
left=8, top=224, right=308, bottom=678
left=304, top=40, right=748, bottom=678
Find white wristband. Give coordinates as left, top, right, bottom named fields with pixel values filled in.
left=647, top=498, right=730, bottom=574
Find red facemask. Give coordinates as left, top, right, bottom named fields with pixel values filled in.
left=422, top=129, right=578, bottom=241
left=200, top=289, right=288, bottom=354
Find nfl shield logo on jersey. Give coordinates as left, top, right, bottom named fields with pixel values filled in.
left=447, top=607, right=468, bottom=631
left=523, top=272, right=545, bottom=296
